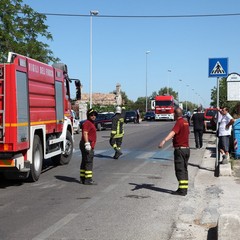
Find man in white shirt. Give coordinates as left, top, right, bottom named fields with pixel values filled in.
left=217, top=107, right=235, bottom=164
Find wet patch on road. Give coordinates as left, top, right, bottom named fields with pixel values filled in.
left=124, top=194, right=150, bottom=199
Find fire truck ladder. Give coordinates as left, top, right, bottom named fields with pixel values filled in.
left=0, top=67, right=5, bottom=143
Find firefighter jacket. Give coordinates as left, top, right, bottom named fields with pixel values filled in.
left=111, top=113, right=124, bottom=138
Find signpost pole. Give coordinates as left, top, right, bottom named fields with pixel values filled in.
left=208, top=57, right=228, bottom=175
left=216, top=77, right=220, bottom=169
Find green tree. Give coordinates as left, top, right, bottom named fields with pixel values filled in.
left=210, top=77, right=238, bottom=115
left=150, top=87, right=178, bottom=100
left=0, top=0, right=59, bottom=63
left=134, top=97, right=146, bottom=112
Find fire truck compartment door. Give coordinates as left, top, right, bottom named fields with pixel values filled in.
left=16, top=71, right=29, bottom=142
left=55, top=81, right=64, bottom=123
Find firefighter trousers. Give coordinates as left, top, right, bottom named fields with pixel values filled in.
left=79, top=140, right=94, bottom=182
left=109, top=137, right=123, bottom=152
left=174, top=148, right=190, bottom=193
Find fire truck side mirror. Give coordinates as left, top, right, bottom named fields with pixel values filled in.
left=75, top=80, right=81, bottom=100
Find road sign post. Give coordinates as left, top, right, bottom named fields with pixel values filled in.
left=208, top=57, right=228, bottom=171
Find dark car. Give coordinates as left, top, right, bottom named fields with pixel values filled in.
left=124, top=111, right=138, bottom=123
left=144, top=111, right=155, bottom=121
left=95, top=112, right=114, bottom=131
left=204, top=108, right=217, bottom=131
left=79, top=112, right=114, bottom=131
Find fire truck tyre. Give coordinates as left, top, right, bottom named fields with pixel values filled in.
left=52, top=131, right=73, bottom=165
left=29, top=135, right=43, bottom=182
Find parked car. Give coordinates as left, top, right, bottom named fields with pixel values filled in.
left=144, top=111, right=155, bottom=121
left=95, top=112, right=114, bottom=131
left=79, top=112, right=114, bottom=131
left=124, top=111, right=138, bottom=123
left=204, top=108, right=217, bottom=131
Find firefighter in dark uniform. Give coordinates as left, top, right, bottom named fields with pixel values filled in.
left=110, top=106, right=125, bottom=159
left=79, top=108, right=97, bottom=185
left=159, top=107, right=190, bottom=196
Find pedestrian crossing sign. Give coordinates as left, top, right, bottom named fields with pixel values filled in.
left=208, top=58, right=228, bottom=78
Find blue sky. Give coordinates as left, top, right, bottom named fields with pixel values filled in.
left=23, top=0, right=240, bottom=108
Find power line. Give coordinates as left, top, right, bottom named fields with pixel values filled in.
left=26, top=12, right=240, bottom=18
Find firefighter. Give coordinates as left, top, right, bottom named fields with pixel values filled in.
left=79, top=108, right=98, bottom=185
left=158, top=107, right=190, bottom=196
left=110, top=106, right=125, bottom=159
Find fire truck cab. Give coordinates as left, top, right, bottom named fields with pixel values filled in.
left=0, top=52, right=80, bottom=181
left=154, top=95, right=178, bottom=121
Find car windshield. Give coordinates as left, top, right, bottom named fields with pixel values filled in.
left=96, top=113, right=114, bottom=120
left=126, top=111, right=136, bottom=117
left=206, top=110, right=217, bottom=117
left=146, top=112, right=154, bottom=115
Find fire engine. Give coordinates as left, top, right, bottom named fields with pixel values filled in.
left=152, top=95, right=179, bottom=120
left=0, top=52, right=81, bottom=181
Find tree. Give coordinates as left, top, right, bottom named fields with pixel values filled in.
left=134, top=97, right=146, bottom=113
left=210, top=77, right=238, bottom=115
left=150, top=87, right=178, bottom=100
left=0, top=0, right=59, bottom=63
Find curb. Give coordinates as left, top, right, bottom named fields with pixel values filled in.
left=218, top=214, right=240, bottom=240
left=219, top=163, right=232, bottom=176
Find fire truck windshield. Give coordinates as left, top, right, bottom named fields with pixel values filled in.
left=155, top=100, right=173, bottom=106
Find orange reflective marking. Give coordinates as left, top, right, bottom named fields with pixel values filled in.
left=0, top=160, right=15, bottom=167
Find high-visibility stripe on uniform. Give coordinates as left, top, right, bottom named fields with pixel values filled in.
left=179, top=180, right=188, bottom=189
left=80, top=169, right=85, bottom=177
left=85, top=170, right=93, bottom=179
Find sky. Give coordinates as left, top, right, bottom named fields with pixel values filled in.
left=22, top=0, right=240, bottom=108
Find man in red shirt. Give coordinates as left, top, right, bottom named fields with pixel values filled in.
left=79, top=108, right=97, bottom=185
left=159, top=108, right=190, bottom=196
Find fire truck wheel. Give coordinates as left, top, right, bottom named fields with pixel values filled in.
left=52, top=130, right=73, bottom=165
left=29, top=135, right=43, bottom=182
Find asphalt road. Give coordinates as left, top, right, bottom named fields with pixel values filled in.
left=0, top=121, right=204, bottom=240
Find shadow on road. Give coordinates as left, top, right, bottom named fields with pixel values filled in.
left=129, top=182, right=173, bottom=194
left=188, top=162, right=214, bottom=172
left=55, top=175, right=80, bottom=183
left=95, top=153, right=113, bottom=159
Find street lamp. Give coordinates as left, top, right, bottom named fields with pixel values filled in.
left=89, top=10, right=99, bottom=109
left=178, top=79, right=182, bottom=103
left=186, top=84, right=189, bottom=112
left=167, top=69, right=171, bottom=95
left=145, top=51, right=150, bottom=113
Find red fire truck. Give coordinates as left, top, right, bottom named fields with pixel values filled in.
left=0, top=52, right=80, bottom=181
left=153, top=95, right=179, bottom=120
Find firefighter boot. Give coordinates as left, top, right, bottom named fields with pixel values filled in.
left=171, top=189, right=187, bottom=196
left=80, top=177, right=85, bottom=184
left=114, top=149, right=123, bottom=159
left=84, top=179, right=97, bottom=185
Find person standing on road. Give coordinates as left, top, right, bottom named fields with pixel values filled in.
left=217, top=107, right=235, bottom=164
left=110, top=106, right=125, bottom=159
left=136, top=109, right=140, bottom=124
left=79, top=108, right=98, bottom=185
left=191, top=107, right=205, bottom=149
left=158, top=107, right=190, bottom=196
left=186, top=109, right=191, bottom=126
